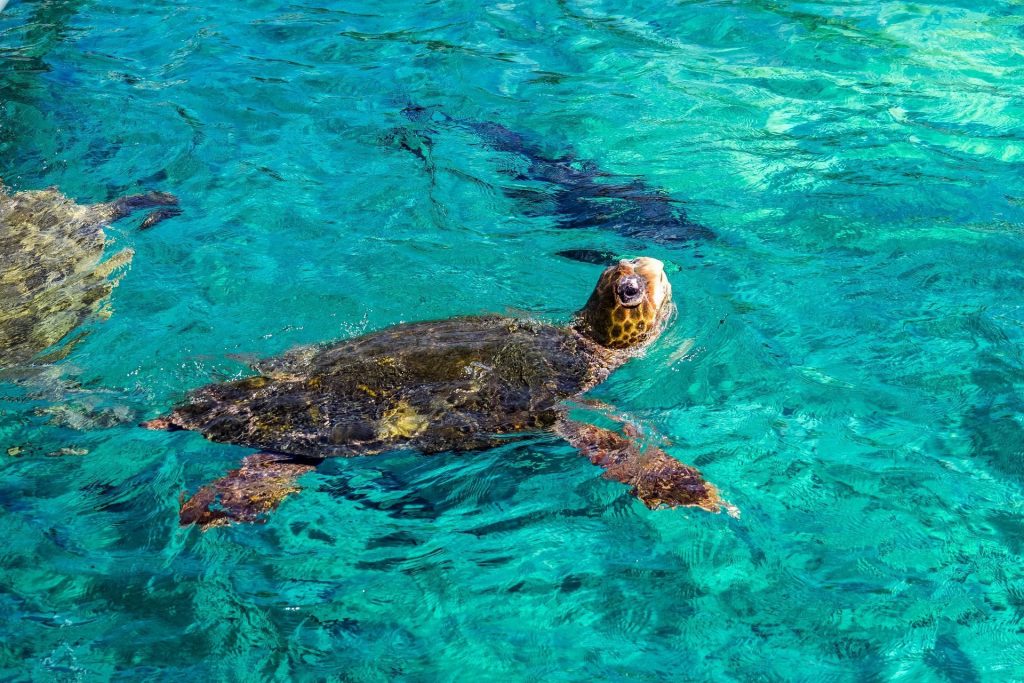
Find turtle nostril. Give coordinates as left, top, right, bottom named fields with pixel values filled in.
left=617, top=276, right=644, bottom=305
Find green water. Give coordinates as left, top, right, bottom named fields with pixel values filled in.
left=2, top=0, right=1024, bottom=680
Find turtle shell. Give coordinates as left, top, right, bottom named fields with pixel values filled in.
left=0, top=187, right=130, bottom=367
left=162, top=315, right=613, bottom=457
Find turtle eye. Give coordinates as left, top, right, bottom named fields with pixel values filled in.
left=616, top=276, right=644, bottom=306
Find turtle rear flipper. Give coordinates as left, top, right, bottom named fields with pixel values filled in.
left=96, top=191, right=180, bottom=226
left=556, top=419, right=736, bottom=516
left=138, top=208, right=183, bottom=231
left=179, top=453, right=322, bottom=530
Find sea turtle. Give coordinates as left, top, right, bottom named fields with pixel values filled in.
left=145, top=257, right=733, bottom=528
left=385, top=107, right=714, bottom=263
left=0, top=181, right=179, bottom=368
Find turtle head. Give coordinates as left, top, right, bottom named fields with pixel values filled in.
left=574, top=257, right=673, bottom=350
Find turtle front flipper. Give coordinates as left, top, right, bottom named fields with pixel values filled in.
left=97, top=191, right=181, bottom=229
left=555, top=418, right=736, bottom=516
left=110, top=190, right=178, bottom=215
left=179, top=452, right=323, bottom=530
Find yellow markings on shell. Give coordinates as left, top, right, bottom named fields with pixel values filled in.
left=238, top=376, right=269, bottom=390
left=252, top=412, right=292, bottom=436
left=376, top=400, right=429, bottom=441
left=356, top=384, right=379, bottom=398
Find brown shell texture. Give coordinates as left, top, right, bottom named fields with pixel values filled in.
left=0, top=186, right=129, bottom=368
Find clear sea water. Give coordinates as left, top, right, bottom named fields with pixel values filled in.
left=2, top=0, right=1024, bottom=680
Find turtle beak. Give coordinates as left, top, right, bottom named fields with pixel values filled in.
left=629, top=257, right=670, bottom=311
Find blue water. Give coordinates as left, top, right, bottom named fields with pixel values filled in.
left=3, top=0, right=1024, bottom=680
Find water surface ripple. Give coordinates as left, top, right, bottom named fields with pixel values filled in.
left=2, top=0, right=1024, bottom=680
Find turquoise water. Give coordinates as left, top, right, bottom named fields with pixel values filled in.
left=2, top=0, right=1024, bottom=679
